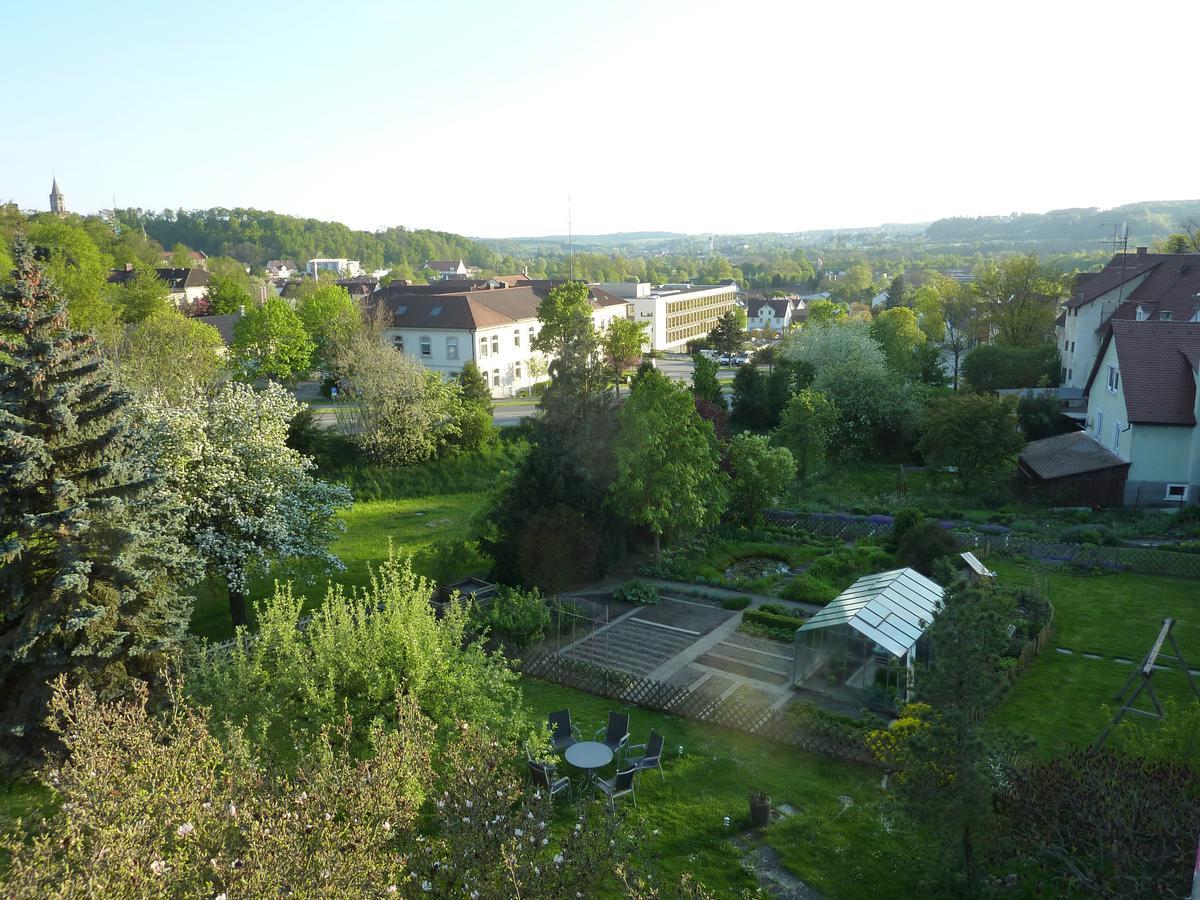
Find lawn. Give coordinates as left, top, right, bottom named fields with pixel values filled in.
left=990, top=559, right=1199, bottom=752
left=517, top=678, right=927, bottom=897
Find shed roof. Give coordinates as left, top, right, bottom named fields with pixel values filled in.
left=797, top=568, right=942, bottom=658
left=1018, top=430, right=1129, bottom=479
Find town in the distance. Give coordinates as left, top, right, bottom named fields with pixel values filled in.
left=2, top=173, right=1199, bottom=899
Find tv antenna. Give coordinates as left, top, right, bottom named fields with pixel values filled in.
left=567, top=192, right=574, bottom=281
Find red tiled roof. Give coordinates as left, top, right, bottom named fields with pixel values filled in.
left=1065, top=253, right=1160, bottom=309
left=381, top=283, right=629, bottom=330
left=1087, top=320, right=1200, bottom=425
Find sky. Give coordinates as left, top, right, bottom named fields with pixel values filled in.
left=3, top=0, right=1198, bottom=238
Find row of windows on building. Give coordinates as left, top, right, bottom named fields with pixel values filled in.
left=391, top=326, right=538, bottom=361
left=664, top=291, right=736, bottom=315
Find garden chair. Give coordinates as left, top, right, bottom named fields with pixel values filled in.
left=594, top=710, right=630, bottom=760
left=548, top=709, right=580, bottom=753
left=528, top=760, right=571, bottom=800
left=626, top=729, right=665, bottom=781
left=593, top=765, right=637, bottom=813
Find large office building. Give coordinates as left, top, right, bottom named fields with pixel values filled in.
left=595, top=281, right=739, bottom=351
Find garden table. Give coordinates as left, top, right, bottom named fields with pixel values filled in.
left=563, top=740, right=614, bottom=787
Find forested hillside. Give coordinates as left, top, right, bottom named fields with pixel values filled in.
left=119, top=207, right=491, bottom=275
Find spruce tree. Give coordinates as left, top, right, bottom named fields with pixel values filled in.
left=0, top=237, right=198, bottom=764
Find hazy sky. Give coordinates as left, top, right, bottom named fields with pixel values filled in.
left=4, top=0, right=1197, bottom=237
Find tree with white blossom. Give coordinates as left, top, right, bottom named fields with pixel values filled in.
left=139, top=381, right=352, bottom=627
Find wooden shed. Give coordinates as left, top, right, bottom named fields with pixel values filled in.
left=1017, top=431, right=1130, bottom=507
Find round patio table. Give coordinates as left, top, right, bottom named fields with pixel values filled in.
left=563, top=740, right=614, bottom=786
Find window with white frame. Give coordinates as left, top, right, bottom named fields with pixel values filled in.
left=528, top=326, right=535, bottom=345
left=514, top=361, right=522, bottom=380
left=1160, top=310, right=1173, bottom=321
left=446, top=336, right=459, bottom=360
left=1136, top=305, right=1148, bottom=321
left=491, top=335, right=499, bottom=355
left=513, top=328, right=521, bottom=348
left=1094, top=410, right=1103, bottom=437
left=1112, top=420, right=1121, bottom=450
left=478, top=336, right=488, bottom=357
left=1165, top=483, right=1189, bottom=502
left=419, top=336, right=431, bottom=357
left=1106, top=364, right=1120, bottom=393
left=392, top=335, right=404, bottom=353
left=492, top=368, right=500, bottom=388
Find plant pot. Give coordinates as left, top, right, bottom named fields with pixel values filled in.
left=749, top=796, right=771, bottom=827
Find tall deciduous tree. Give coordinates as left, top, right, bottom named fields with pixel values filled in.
left=870, top=306, right=925, bottom=377
left=117, top=308, right=226, bottom=401
left=26, top=219, right=120, bottom=342
left=609, top=369, right=728, bottom=558
left=139, top=381, right=352, bottom=627
left=109, top=265, right=171, bottom=323
left=0, top=239, right=199, bottom=763
left=295, top=284, right=362, bottom=372
left=232, top=296, right=315, bottom=383
left=804, top=299, right=843, bottom=328
left=600, top=316, right=647, bottom=397
left=917, top=393, right=1023, bottom=486
left=727, top=433, right=794, bottom=526
left=169, top=242, right=194, bottom=268
left=335, top=331, right=463, bottom=465
left=972, top=255, right=1067, bottom=347
left=773, top=388, right=838, bottom=476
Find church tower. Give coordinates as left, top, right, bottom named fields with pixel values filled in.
left=49, top=177, right=66, bottom=216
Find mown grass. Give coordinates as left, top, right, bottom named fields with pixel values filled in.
left=990, top=559, right=1199, bottom=753
left=188, top=438, right=528, bottom=642
left=516, top=679, right=926, bottom=897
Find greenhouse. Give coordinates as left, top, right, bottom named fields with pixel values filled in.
left=792, top=568, right=943, bottom=709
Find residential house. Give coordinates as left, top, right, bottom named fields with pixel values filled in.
left=157, top=249, right=209, bottom=269
left=423, top=259, right=475, bottom=280
left=378, top=282, right=630, bottom=398
left=266, top=259, right=298, bottom=279
left=1083, top=320, right=1200, bottom=506
left=335, top=275, right=380, bottom=299
left=107, top=264, right=210, bottom=309
left=306, top=258, right=362, bottom=278
left=1058, top=249, right=1200, bottom=390
left=747, top=297, right=799, bottom=333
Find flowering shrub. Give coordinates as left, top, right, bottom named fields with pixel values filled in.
left=1, top=680, right=627, bottom=898
left=189, top=550, right=531, bottom=749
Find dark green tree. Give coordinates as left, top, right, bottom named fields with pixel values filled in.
left=885, top=274, right=909, bottom=308
left=454, top=362, right=498, bottom=453
left=729, top=363, right=767, bottom=431
left=0, top=238, right=198, bottom=764
left=706, top=309, right=748, bottom=357
left=917, top=393, right=1025, bottom=486
left=480, top=283, right=621, bottom=588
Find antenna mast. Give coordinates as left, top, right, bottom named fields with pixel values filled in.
left=568, top=192, right=574, bottom=281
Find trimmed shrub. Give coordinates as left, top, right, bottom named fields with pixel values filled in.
left=781, top=573, right=838, bottom=604
left=613, top=580, right=660, bottom=605
left=744, top=609, right=806, bottom=630
left=721, top=596, right=752, bottom=611
left=1060, top=524, right=1118, bottom=546
left=897, top=521, right=959, bottom=576
left=892, top=507, right=924, bottom=542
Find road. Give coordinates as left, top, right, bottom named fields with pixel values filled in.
left=302, top=355, right=745, bottom=429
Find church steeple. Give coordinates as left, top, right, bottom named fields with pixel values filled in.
left=49, top=176, right=66, bottom=216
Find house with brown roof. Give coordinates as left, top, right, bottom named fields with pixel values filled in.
left=746, top=296, right=800, bottom=333
left=377, top=282, right=630, bottom=398
left=107, top=264, right=210, bottom=308
left=1083, top=319, right=1200, bottom=506
left=422, top=259, right=475, bottom=280
left=1058, top=249, right=1200, bottom=390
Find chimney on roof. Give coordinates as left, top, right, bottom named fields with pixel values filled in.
left=521, top=265, right=528, bottom=276
left=1136, top=246, right=1148, bottom=256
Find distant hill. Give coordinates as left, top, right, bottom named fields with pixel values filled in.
left=921, top=200, right=1200, bottom=251
left=122, top=207, right=492, bottom=271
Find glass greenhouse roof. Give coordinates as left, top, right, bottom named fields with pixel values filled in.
left=797, top=568, right=943, bottom=658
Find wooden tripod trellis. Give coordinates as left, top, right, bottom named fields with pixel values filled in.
left=1092, top=617, right=1200, bottom=752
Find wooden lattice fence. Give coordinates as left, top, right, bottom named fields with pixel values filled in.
left=522, top=650, right=879, bottom=767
